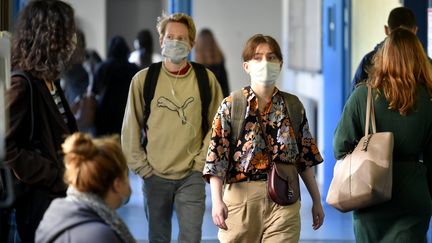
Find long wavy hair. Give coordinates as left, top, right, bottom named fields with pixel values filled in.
left=11, top=0, right=76, bottom=81
left=368, top=28, right=432, bottom=115
left=194, top=28, right=224, bottom=65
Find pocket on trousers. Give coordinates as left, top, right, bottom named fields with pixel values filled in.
left=223, top=183, right=246, bottom=206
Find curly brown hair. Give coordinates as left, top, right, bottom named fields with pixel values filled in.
left=11, top=0, right=76, bottom=81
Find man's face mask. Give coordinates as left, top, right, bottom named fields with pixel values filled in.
left=161, top=39, right=191, bottom=64
left=248, top=61, right=281, bottom=86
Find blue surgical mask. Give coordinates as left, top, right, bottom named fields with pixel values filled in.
left=248, top=61, right=281, bottom=86
left=161, top=39, right=190, bottom=64
left=121, top=185, right=132, bottom=207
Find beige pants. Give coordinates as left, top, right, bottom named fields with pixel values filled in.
left=218, top=180, right=301, bottom=243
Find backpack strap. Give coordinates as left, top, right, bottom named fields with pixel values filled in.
left=230, top=89, right=247, bottom=144
left=190, top=62, right=211, bottom=135
left=143, top=62, right=162, bottom=130
left=279, top=92, right=304, bottom=138
left=11, top=71, right=34, bottom=141
left=141, top=62, right=162, bottom=149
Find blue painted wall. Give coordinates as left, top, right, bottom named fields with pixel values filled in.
left=322, top=0, right=351, bottom=198
left=169, top=0, right=192, bottom=15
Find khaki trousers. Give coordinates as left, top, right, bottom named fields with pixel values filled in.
left=218, top=180, right=301, bottom=243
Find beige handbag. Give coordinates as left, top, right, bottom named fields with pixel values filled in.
left=326, top=85, right=394, bottom=212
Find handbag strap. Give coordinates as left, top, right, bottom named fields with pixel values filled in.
left=365, top=85, right=377, bottom=136
left=255, top=109, right=273, bottom=165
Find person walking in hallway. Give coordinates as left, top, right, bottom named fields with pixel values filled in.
left=93, top=35, right=139, bottom=137
left=121, top=12, right=223, bottom=243
left=194, top=28, right=230, bottom=98
left=203, top=34, right=324, bottom=243
left=129, top=29, right=163, bottom=69
left=334, top=28, right=432, bottom=242
left=351, top=6, right=419, bottom=90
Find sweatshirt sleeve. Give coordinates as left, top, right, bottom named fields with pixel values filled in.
left=192, top=70, right=224, bottom=172
left=121, top=70, right=153, bottom=178
left=333, top=87, right=365, bottom=160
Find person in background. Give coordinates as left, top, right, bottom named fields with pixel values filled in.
left=93, top=35, right=139, bottom=137
left=334, top=28, right=432, bottom=242
left=4, top=0, right=78, bottom=242
left=60, top=29, right=97, bottom=135
left=351, top=6, right=418, bottom=90
left=61, top=28, right=88, bottom=107
left=84, top=49, right=103, bottom=80
left=203, top=34, right=324, bottom=242
left=122, top=13, right=223, bottom=243
left=129, top=29, right=163, bottom=69
left=194, top=28, right=230, bottom=97
left=36, top=133, right=135, bottom=243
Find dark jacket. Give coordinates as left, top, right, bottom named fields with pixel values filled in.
left=207, top=61, right=229, bottom=98
left=351, top=42, right=383, bottom=91
left=5, top=73, right=77, bottom=195
left=351, top=41, right=432, bottom=91
left=62, top=63, right=89, bottom=106
left=93, top=36, right=139, bottom=136
left=36, top=198, right=122, bottom=243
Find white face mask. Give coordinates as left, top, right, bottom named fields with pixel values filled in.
left=161, top=39, right=190, bottom=64
left=248, top=61, right=281, bottom=86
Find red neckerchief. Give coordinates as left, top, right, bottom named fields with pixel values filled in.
left=168, top=62, right=191, bottom=75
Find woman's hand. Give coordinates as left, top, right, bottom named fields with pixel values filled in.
left=212, top=199, right=228, bottom=230
left=311, top=202, right=324, bottom=230
left=209, top=176, right=228, bottom=230
left=300, top=167, right=325, bottom=230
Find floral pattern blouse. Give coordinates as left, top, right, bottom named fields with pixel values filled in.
left=203, top=86, right=323, bottom=183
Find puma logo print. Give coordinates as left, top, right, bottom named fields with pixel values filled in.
left=157, top=96, right=194, bottom=124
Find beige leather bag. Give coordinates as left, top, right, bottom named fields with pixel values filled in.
left=326, top=86, right=394, bottom=212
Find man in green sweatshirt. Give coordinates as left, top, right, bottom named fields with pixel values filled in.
left=121, top=12, right=223, bottom=243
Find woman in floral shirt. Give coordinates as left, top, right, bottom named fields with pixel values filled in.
left=203, top=34, right=324, bottom=242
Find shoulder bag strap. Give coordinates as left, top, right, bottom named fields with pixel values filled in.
left=365, top=85, right=376, bottom=136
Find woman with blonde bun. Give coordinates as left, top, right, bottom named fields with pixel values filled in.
left=36, top=133, right=135, bottom=243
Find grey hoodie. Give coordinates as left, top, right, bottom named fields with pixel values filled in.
left=36, top=198, right=122, bottom=243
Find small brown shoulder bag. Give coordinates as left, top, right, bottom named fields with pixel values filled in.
left=256, top=109, right=300, bottom=206
left=268, top=162, right=300, bottom=205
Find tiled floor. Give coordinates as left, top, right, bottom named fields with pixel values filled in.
left=118, top=172, right=431, bottom=243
